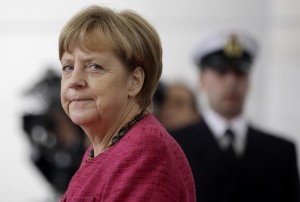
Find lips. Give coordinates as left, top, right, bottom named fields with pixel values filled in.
left=223, top=92, right=240, bottom=101
left=68, top=97, right=93, bottom=107
left=71, top=98, right=92, bottom=102
left=226, top=95, right=238, bottom=100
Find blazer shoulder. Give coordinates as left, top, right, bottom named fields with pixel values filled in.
left=170, top=120, right=206, bottom=136
left=249, top=126, right=297, bottom=153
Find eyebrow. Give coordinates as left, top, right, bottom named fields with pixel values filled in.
left=60, top=52, right=73, bottom=62
left=61, top=51, right=113, bottom=67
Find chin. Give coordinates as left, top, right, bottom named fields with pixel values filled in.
left=69, top=112, right=96, bottom=126
left=225, top=108, right=242, bottom=117
left=69, top=117, right=86, bottom=126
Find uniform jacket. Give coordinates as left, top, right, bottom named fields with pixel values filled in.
left=171, top=119, right=300, bottom=202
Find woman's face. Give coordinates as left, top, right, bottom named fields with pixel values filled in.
left=60, top=46, right=132, bottom=127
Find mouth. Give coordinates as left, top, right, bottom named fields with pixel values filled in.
left=73, top=98, right=90, bottom=102
left=69, top=98, right=93, bottom=104
left=223, top=93, right=240, bottom=102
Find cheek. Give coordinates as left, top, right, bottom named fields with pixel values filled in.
left=60, top=83, right=66, bottom=102
left=92, top=75, right=130, bottom=107
left=206, top=81, right=222, bottom=95
left=239, top=85, right=248, bottom=98
left=238, top=79, right=249, bottom=94
left=60, top=85, right=69, bottom=113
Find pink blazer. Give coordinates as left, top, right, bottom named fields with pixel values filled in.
left=61, top=114, right=196, bottom=202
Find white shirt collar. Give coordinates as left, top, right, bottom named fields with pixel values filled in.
left=203, top=107, right=248, bottom=155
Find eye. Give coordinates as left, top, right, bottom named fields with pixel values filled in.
left=62, top=65, right=74, bottom=72
left=87, top=63, right=103, bottom=70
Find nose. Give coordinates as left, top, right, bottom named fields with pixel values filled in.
left=222, top=72, right=239, bottom=91
left=225, top=72, right=239, bottom=83
left=68, top=69, right=86, bottom=89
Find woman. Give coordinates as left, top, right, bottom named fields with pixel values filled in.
left=59, top=5, right=196, bottom=201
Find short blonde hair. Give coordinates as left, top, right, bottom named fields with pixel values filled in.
left=59, top=5, right=163, bottom=109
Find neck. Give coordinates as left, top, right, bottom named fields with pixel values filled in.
left=88, top=109, right=147, bottom=161
left=84, top=102, right=144, bottom=157
left=208, top=106, right=242, bottom=122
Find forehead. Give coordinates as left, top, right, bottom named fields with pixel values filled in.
left=60, top=29, right=117, bottom=59
left=203, top=67, right=249, bottom=77
left=60, top=37, right=121, bottom=63
left=60, top=45, right=115, bottom=61
left=166, top=85, right=193, bottom=99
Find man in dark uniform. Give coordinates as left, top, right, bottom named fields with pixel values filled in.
left=171, top=29, right=300, bottom=202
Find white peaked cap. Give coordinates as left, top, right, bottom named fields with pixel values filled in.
left=192, top=28, right=259, bottom=67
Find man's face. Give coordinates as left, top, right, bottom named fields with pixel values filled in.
left=200, top=67, right=249, bottom=119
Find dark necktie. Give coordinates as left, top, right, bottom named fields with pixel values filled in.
left=224, top=129, right=236, bottom=158
left=222, top=129, right=240, bottom=201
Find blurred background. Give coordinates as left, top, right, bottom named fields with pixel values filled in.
left=0, top=0, right=299, bottom=201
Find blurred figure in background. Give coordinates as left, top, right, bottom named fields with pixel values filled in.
left=22, top=68, right=86, bottom=198
left=152, top=81, right=166, bottom=118
left=171, top=29, right=300, bottom=202
left=158, top=82, right=200, bottom=131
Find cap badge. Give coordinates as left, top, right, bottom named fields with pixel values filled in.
left=224, top=34, right=243, bottom=58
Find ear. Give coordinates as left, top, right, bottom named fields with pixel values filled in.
left=128, top=67, right=145, bottom=97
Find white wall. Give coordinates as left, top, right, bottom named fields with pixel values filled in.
left=0, top=0, right=299, bottom=201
